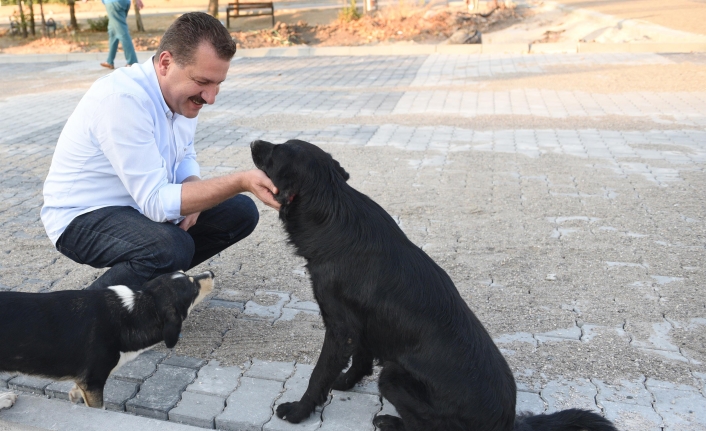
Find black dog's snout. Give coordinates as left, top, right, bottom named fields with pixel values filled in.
left=250, top=140, right=275, bottom=171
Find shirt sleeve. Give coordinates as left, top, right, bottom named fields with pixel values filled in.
left=176, top=138, right=200, bottom=183
left=91, top=92, right=182, bottom=222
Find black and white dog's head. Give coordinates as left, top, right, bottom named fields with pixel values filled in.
left=250, top=139, right=349, bottom=209
left=140, top=271, right=214, bottom=348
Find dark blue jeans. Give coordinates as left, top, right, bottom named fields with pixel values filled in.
left=56, top=195, right=259, bottom=290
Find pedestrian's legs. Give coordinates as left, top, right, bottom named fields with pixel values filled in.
left=55, top=206, right=195, bottom=290
left=186, top=194, right=260, bottom=268
left=105, top=1, right=138, bottom=65
left=104, top=3, right=121, bottom=66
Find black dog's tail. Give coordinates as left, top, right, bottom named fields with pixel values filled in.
left=514, top=409, right=618, bottom=431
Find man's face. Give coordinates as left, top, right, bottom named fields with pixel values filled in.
left=156, top=42, right=230, bottom=118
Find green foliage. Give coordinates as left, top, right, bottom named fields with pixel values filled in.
left=339, top=0, right=362, bottom=22
left=87, top=15, right=109, bottom=32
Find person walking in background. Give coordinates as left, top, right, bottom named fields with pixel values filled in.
left=100, top=0, right=143, bottom=69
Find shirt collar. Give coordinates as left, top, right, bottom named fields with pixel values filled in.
left=142, top=56, right=174, bottom=120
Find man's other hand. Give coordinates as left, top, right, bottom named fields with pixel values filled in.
left=179, top=212, right=200, bottom=231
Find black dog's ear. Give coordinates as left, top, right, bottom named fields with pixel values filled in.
left=332, top=158, right=349, bottom=181
left=162, top=307, right=183, bottom=349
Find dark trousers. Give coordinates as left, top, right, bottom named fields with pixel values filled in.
left=56, top=195, right=259, bottom=290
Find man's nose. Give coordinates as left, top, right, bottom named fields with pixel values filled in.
left=202, top=85, right=219, bottom=105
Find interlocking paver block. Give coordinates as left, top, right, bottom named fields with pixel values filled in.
left=45, top=380, right=76, bottom=401
left=319, top=390, right=380, bottom=431
left=349, top=380, right=379, bottom=396
left=594, top=378, right=654, bottom=407
left=162, top=355, right=207, bottom=370
left=104, top=378, right=140, bottom=412
left=542, top=379, right=600, bottom=414
left=244, top=359, right=295, bottom=382
left=0, top=373, right=17, bottom=389
left=378, top=398, right=400, bottom=419
left=169, top=391, right=225, bottom=429
left=126, top=364, right=196, bottom=420
left=112, top=350, right=168, bottom=383
left=8, top=375, right=53, bottom=395
left=516, top=391, right=545, bottom=414
left=216, top=377, right=283, bottom=431
left=600, top=402, right=662, bottom=431
left=264, top=364, right=321, bottom=431
left=186, top=360, right=243, bottom=398
left=646, top=379, right=706, bottom=430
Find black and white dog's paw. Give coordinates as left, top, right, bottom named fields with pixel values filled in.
left=276, top=401, right=314, bottom=423
left=0, top=392, right=17, bottom=410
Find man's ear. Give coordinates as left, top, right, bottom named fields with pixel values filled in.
left=156, top=51, right=173, bottom=77
left=161, top=307, right=183, bottom=349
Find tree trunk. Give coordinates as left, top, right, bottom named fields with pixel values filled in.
left=208, top=0, right=218, bottom=18
left=17, top=0, right=28, bottom=38
left=134, top=6, right=145, bottom=32
left=28, top=0, right=35, bottom=36
left=38, top=0, right=46, bottom=36
left=68, top=0, right=78, bottom=30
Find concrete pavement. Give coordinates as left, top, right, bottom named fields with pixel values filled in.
left=0, top=51, right=705, bottom=430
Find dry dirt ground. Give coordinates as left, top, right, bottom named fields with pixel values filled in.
left=553, top=0, right=706, bottom=36
left=0, top=2, right=521, bottom=54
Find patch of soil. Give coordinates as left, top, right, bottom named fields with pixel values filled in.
left=231, top=4, right=523, bottom=48
left=0, top=4, right=524, bottom=54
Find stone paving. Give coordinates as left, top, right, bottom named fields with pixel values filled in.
left=0, top=52, right=705, bottom=430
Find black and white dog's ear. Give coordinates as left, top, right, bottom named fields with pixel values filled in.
left=332, top=159, right=349, bottom=181
left=161, top=307, right=182, bottom=349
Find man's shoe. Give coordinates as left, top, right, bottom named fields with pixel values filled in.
left=100, top=62, right=115, bottom=69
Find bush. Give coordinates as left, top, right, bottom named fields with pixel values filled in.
left=339, top=0, right=362, bottom=22
left=87, top=15, right=109, bottom=32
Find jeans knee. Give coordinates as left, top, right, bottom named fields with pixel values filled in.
left=239, top=195, right=260, bottom=238
left=150, top=227, right=194, bottom=273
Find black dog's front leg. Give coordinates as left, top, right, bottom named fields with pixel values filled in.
left=332, top=347, right=374, bottom=391
left=277, top=327, right=354, bottom=423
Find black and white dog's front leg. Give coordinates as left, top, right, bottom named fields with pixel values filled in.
left=0, top=392, right=17, bottom=410
left=277, top=326, right=357, bottom=423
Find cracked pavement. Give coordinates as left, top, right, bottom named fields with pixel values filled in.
left=0, top=52, right=705, bottom=430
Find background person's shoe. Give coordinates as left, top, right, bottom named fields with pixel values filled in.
left=100, top=62, right=115, bottom=69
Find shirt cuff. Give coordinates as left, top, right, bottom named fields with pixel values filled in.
left=176, top=159, right=201, bottom=184
left=159, top=183, right=183, bottom=221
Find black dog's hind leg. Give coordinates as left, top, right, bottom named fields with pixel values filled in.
left=70, top=380, right=105, bottom=408
left=374, top=362, right=441, bottom=431
left=277, top=327, right=357, bottom=423
left=332, top=347, right=374, bottom=391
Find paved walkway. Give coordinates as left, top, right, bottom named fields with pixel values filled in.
left=0, top=52, right=705, bottom=430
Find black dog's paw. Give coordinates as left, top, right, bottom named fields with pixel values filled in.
left=276, top=401, right=313, bottom=423
left=331, top=373, right=355, bottom=391
left=373, top=414, right=405, bottom=431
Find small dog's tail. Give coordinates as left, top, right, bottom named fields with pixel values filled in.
left=514, top=409, right=618, bottom=431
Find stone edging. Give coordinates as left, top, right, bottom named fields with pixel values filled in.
left=0, top=42, right=705, bottom=64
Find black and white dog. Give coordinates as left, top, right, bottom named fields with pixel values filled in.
left=251, top=139, right=617, bottom=431
left=0, top=270, right=214, bottom=408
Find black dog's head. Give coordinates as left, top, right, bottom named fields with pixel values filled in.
left=251, top=139, right=349, bottom=208
left=142, top=270, right=215, bottom=348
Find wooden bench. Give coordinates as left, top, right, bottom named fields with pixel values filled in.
left=226, top=0, right=275, bottom=28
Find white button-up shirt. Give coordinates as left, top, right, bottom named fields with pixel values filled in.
left=41, top=57, right=200, bottom=245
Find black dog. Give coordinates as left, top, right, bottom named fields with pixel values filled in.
left=0, top=270, right=214, bottom=408
left=252, top=139, right=617, bottom=431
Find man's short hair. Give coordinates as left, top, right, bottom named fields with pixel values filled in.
left=156, top=12, right=236, bottom=66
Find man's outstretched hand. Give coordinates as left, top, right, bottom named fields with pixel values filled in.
left=243, top=169, right=280, bottom=210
